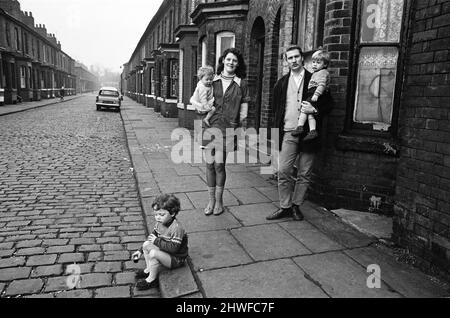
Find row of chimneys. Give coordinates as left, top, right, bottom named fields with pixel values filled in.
left=0, top=0, right=61, bottom=49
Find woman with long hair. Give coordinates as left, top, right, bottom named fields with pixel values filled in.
left=201, top=48, right=250, bottom=216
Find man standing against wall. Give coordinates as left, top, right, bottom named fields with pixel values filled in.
left=266, top=45, right=333, bottom=221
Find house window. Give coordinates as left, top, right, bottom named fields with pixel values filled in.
left=179, top=49, right=184, bottom=103
left=5, top=23, right=11, bottom=47
left=201, top=37, right=207, bottom=67
left=186, top=0, right=191, bottom=23
left=24, top=32, right=29, bottom=54
left=169, top=59, right=178, bottom=98
left=215, top=31, right=235, bottom=68
left=11, top=64, right=16, bottom=89
left=32, top=38, right=35, bottom=57
left=150, top=67, right=155, bottom=95
left=20, top=66, right=26, bottom=88
left=192, top=46, right=198, bottom=95
left=352, top=0, right=406, bottom=131
left=28, top=66, right=32, bottom=88
left=14, top=27, right=20, bottom=51
left=158, top=26, right=161, bottom=44
left=169, top=11, right=173, bottom=42
left=293, top=0, right=325, bottom=53
left=157, top=61, right=162, bottom=96
left=1, top=65, right=5, bottom=88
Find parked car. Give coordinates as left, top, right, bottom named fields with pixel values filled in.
left=96, top=87, right=122, bottom=111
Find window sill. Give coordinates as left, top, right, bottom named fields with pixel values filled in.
left=336, top=132, right=399, bottom=157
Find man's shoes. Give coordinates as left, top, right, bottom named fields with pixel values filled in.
left=135, top=269, right=149, bottom=279
left=266, top=208, right=292, bottom=220
left=291, top=126, right=304, bottom=137
left=292, top=205, right=305, bottom=221
left=136, top=279, right=159, bottom=290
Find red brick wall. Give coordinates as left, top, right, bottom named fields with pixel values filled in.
left=245, top=0, right=282, bottom=129
left=179, top=34, right=198, bottom=106
left=303, top=0, right=399, bottom=216
left=393, top=0, right=450, bottom=278
left=244, top=1, right=400, bottom=215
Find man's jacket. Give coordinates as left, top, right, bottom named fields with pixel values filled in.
left=272, top=69, right=334, bottom=152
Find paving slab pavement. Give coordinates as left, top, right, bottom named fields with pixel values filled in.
left=185, top=230, right=254, bottom=271
left=0, top=94, right=83, bottom=117
left=344, top=247, right=449, bottom=298
left=293, top=251, right=402, bottom=298
left=198, top=259, right=328, bottom=298
left=120, top=97, right=450, bottom=298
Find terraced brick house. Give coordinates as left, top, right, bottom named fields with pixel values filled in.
left=122, top=0, right=450, bottom=279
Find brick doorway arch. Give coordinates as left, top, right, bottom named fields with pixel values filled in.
left=248, top=17, right=265, bottom=131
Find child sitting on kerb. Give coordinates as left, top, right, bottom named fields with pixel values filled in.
left=131, top=194, right=188, bottom=290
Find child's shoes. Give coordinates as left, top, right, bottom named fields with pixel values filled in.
left=135, top=269, right=149, bottom=279
left=291, top=126, right=304, bottom=137
left=136, top=279, right=159, bottom=291
left=303, top=130, right=319, bottom=141
left=203, top=118, right=211, bottom=127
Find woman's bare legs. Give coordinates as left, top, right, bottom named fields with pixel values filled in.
left=205, top=156, right=216, bottom=214
left=213, top=150, right=226, bottom=215
left=205, top=147, right=227, bottom=215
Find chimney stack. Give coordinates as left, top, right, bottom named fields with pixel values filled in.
left=22, top=10, right=35, bottom=28
left=35, top=23, right=47, bottom=37
left=0, top=0, right=21, bottom=19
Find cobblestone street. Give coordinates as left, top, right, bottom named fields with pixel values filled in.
left=0, top=95, right=158, bottom=298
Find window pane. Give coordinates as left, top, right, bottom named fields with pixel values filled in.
left=216, top=32, right=235, bottom=68
left=220, top=36, right=234, bottom=54
left=354, top=47, right=398, bottom=127
left=201, top=38, right=207, bottom=67
left=171, top=61, right=178, bottom=79
left=20, top=67, right=26, bottom=88
left=151, top=68, right=155, bottom=95
left=361, top=0, right=404, bottom=43
left=170, top=60, right=178, bottom=98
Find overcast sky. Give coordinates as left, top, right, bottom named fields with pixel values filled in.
left=18, top=0, right=164, bottom=73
